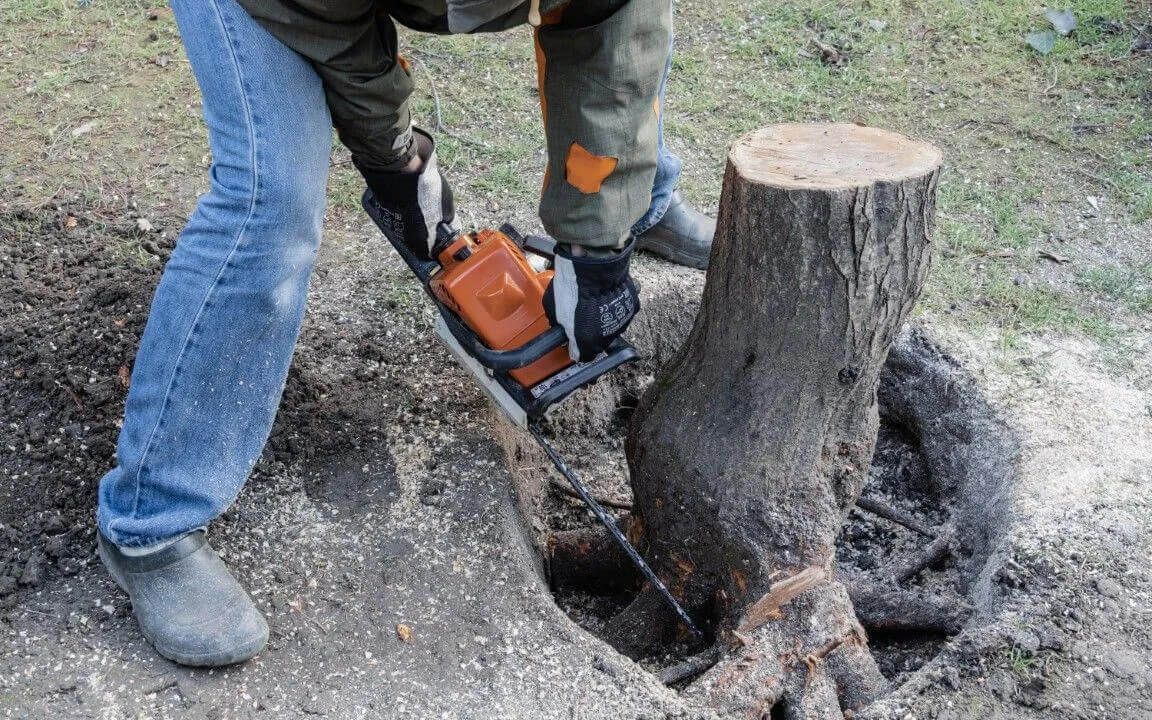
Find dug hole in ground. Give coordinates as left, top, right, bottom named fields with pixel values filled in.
left=1, top=186, right=1150, bottom=719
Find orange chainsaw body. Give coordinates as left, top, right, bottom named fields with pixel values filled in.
left=429, top=228, right=571, bottom=387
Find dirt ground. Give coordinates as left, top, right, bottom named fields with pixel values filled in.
left=2, top=200, right=1151, bottom=719
left=2, top=0, right=1151, bottom=717
left=1, top=204, right=692, bottom=720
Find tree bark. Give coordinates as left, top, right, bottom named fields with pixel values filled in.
left=623, top=124, right=942, bottom=717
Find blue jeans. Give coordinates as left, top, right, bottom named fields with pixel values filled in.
left=98, top=0, right=680, bottom=547
left=632, top=43, right=683, bottom=236
left=97, top=0, right=333, bottom=547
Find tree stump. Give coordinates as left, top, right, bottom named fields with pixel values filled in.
left=623, top=124, right=942, bottom=717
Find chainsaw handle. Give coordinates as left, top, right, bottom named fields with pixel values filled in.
left=438, top=307, right=568, bottom=370
left=367, top=198, right=570, bottom=370
left=498, top=222, right=557, bottom=261
left=522, top=234, right=557, bottom=259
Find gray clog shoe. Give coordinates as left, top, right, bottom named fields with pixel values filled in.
left=98, top=530, right=268, bottom=667
left=637, top=190, right=716, bottom=270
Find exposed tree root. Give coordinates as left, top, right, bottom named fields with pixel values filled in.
left=854, top=496, right=936, bottom=538
left=891, top=527, right=955, bottom=583
left=824, top=634, right=890, bottom=712
left=550, top=521, right=970, bottom=649
left=847, top=580, right=972, bottom=634
left=686, top=585, right=888, bottom=719
left=603, top=586, right=678, bottom=658
left=547, top=477, right=633, bottom=510
left=658, top=647, right=722, bottom=686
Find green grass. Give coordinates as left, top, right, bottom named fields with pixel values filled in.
left=1, top=0, right=1148, bottom=364
left=928, top=251, right=1120, bottom=342
left=1078, top=264, right=1152, bottom=314
left=1004, top=646, right=1039, bottom=676
left=1107, top=170, right=1152, bottom=222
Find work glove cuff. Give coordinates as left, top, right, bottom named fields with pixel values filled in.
left=358, top=127, right=456, bottom=260
left=544, top=238, right=640, bottom=362
left=554, top=239, right=636, bottom=288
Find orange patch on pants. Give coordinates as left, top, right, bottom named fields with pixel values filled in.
left=565, top=142, right=617, bottom=194
left=533, top=3, right=568, bottom=191
left=532, top=5, right=566, bottom=127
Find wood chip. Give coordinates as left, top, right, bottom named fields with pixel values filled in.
left=396, top=623, right=413, bottom=642
left=737, top=566, right=827, bottom=633
left=71, top=121, right=97, bottom=138
left=1038, top=249, right=1070, bottom=264
left=978, top=248, right=1016, bottom=259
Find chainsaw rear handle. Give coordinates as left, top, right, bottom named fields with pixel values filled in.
left=437, top=306, right=568, bottom=371
left=499, top=223, right=558, bottom=261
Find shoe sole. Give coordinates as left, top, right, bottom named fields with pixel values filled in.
left=152, top=632, right=268, bottom=667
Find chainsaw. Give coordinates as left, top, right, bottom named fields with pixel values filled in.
left=363, top=189, right=703, bottom=640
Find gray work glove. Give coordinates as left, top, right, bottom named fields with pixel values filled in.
left=543, top=239, right=640, bottom=362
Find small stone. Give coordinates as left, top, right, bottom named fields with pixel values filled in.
left=940, top=665, right=961, bottom=690
left=301, top=690, right=336, bottom=715
left=135, top=218, right=154, bottom=233
left=19, top=555, right=43, bottom=587
left=960, top=626, right=1005, bottom=658
left=1093, top=577, right=1121, bottom=598
left=988, top=670, right=1017, bottom=700
left=592, top=654, right=618, bottom=677
left=1009, top=627, right=1041, bottom=653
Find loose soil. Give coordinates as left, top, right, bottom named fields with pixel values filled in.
left=1, top=203, right=686, bottom=719
left=0, top=205, right=396, bottom=600
left=2, top=204, right=1151, bottom=719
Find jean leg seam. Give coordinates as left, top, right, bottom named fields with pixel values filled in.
left=118, top=0, right=262, bottom=530
left=632, top=192, right=673, bottom=236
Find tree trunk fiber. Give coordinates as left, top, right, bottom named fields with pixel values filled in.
left=624, top=124, right=942, bottom=717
